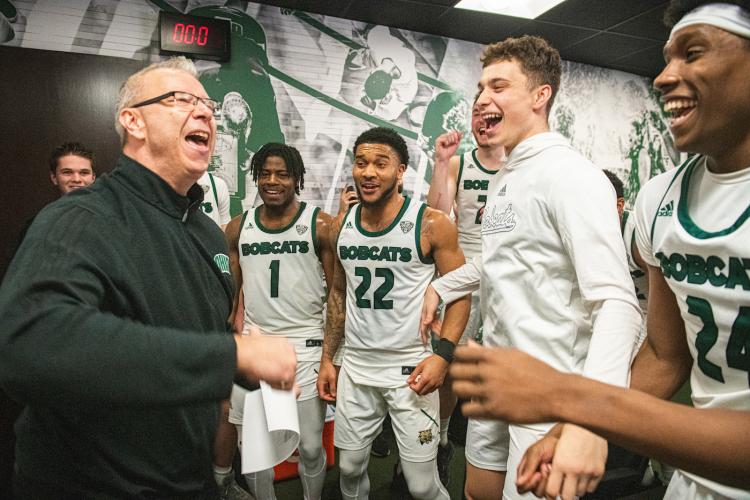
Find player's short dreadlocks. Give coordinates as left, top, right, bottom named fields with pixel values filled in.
left=250, top=143, right=306, bottom=194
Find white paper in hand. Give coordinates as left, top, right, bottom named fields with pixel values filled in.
left=240, top=381, right=300, bottom=474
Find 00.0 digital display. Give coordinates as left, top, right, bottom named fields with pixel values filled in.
left=159, top=11, right=230, bottom=61
left=171, top=23, right=209, bottom=46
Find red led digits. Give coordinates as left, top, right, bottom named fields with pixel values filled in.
left=172, top=23, right=209, bottom=46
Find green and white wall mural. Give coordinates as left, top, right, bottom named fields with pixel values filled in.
left=1, top=0, right=681, bottom=216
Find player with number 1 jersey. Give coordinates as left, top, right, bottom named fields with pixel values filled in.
left=225, top=143, right=335, bottom=500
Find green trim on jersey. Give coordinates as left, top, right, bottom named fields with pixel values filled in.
left=208, top=173, right=219, bottom=206
left=311, top=206, right=321, bottom=259
left=472, top=149, right=499, bottom=175
left=678, top=158, right=750, bottom=239
left=456, top=154, right=465, bottom=186
left=415, top=203, right=434, bottom=264
left=237, top=209, right=250, bottom=242
left=255, top=201, right=307, bottom=234
left=649, top=158, right=695, bottom=245
left=355, top=196, right=410, bottom=237
left=336, top=204, right=355, bottom=250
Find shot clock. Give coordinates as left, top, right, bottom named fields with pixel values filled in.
left=158, top=11, right=230, bottom=61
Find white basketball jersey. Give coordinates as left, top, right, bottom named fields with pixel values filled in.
left=198, top=172, right=230, bottom=226
left=238, top=202, right=325, bottom=361
left=455, top=149, right=499, bottom=258
left=635, top=155, right=750, bottom=498
left=338, top=197, right=435, bottom=387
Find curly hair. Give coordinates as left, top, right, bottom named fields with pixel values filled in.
left=250, top=143, right=306, bottom=194
left=353, top=127, right=409, bottom=167
left=481, top=35, right=562, bottom=114
left=602, top=169, right=624, bottom=199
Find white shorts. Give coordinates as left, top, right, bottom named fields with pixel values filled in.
left=229, top=360, right=320, bottom=424
left=465, top=420, right=553, bottom=499
left=333, top=365, right=440, bottom=463
left=504, top=424, right=553, bottom=500
left=465, top=418, right=510, bottom=471
left=665, top=469, right=749, bottom=500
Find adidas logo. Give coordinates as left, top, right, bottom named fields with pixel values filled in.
left=657, top=200, right=674, bottom=217
left=245, top=221, right=254, bottom=229
left=498, top=184, right=507, bottom=197
left=345, top=221, right=353, bottom=229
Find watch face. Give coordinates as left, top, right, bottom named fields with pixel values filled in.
left=159, top=11, right=230, bottom=62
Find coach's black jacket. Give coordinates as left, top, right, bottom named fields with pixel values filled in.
left=0, top=155, right=236, bottom=498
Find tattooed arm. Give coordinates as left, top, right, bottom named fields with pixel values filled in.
left=316, top=216, right=346, bottom=401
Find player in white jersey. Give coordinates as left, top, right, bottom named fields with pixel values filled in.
left=447, top=2, right=750, bottom=497
left=421, top=36, right=642, bottom=500
left=316, top=127, right=470, bottom=500
left=426, top=99, right=505, bottom=487
left=224, top=143, right=335, bottom=500
left=197, top=171, right=231, bottom=229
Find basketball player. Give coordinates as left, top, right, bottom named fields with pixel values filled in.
left=198, top=171, right=231, bottom=229
left=426, top=100, right=505, bottom=485
left=225, top=143, right=335, bottom=500
left=316, top=127, right=470, bottom=500
left=421, top=36, right=642, bottom=500
left=451, top=3, right=750, bottom=499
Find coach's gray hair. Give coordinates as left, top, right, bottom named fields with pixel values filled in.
left=115, top=57, right=198, bottom=143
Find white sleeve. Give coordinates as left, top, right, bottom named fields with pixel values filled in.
left=551, top=165, right=639, bottom=309
left=214, top=176, right=231, bottom=226
left=583, top=299, right=642, bottom=386
left=431, top=254, right=481, bottom=304
left=633, top=181, right=660, bottom=268
left=550, top=164, right=640, bottom=387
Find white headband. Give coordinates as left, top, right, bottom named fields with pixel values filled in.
left=670, top=3, right=750, bottom=40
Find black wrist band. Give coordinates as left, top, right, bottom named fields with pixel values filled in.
left=435, top=338, right=456, bottom=363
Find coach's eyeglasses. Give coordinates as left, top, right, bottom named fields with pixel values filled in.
left=130, top=91, right=220, bottom=117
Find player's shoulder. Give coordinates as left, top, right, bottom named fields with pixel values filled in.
left=314, top=206, right=335, bottom=233
left=212, top=173, right=229, bottom=191
left=637, top=163, right=689, bottom=205
left=419, top=203, right=456, bottom=234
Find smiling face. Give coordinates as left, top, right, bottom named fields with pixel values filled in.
left=470, top=102, right=489, bottom=147
left=257, top=155, right=296, bottom=209
left=121, top=68, right=216, bottom=192
left=475, top=59, right=549, bottom=154
left=352, top=142, right=405, bottom=207
left=654, top=24, right=750, bottom=159
left=50, top=154, right=95, bottom=195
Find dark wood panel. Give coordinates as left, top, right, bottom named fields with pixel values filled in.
left=0, top=46, right=145, bottom=280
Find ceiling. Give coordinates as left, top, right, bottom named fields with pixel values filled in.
left=252, top=0, right=671, bottom=78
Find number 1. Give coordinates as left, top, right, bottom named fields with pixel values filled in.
left=269, top=260, right=279, bottom=298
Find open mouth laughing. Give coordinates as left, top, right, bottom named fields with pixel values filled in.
left=481, top=112, right=503, bottom=135
left=663, top=98, right=697, bottom=129
left=185, top=130, right=211, bottom=153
